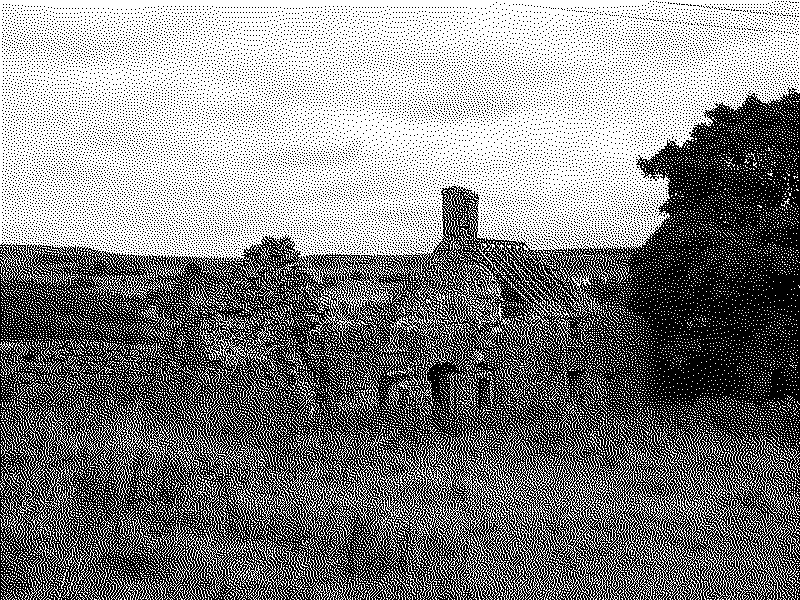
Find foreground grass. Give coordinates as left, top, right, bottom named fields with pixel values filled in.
left=2, top=390, right=798, bottom=600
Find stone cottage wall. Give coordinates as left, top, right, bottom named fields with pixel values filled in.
left=486, top=315, right=569, bottom=418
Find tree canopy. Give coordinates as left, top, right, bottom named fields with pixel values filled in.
left=165, top=236, right=322, bottom=379
left=628, top=90, right=799, bottom=404
left=234, top=236, right=322, bottom=356
left=637, top=90, right=799, bottom=221
left=155, top=239, right=322, bottom=438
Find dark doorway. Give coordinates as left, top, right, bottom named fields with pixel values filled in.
left=428, top=362, right=458, bottom=420
left=566, top=368, right=586, bottom=406
left=566, top=368, right=586, bottom=385
left=476, top=361, right=493, bottom=410
left=378, top=369, right=412, bottom=414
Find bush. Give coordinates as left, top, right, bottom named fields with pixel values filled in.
left=631, top=92, right=799, bottom=406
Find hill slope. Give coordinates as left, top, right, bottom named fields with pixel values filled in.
left=0, top=245, right=633, bottom=341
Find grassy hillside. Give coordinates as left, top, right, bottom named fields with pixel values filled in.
left=0, top=244, right=231, bottom=285
left=0, top=246, right=433, bottom=342
left=0, top=243, right=633, bottom=344
left=1, top=245, right=632, bottom=338
left=538, top=247, right=632, bottom=284
left=0, top=245, right=234, bottom=344
left=301, top=254, right=430, bottom=286
left=305, top=249, right=634, bottom=321
left=301, top=254, right=430, bottom=321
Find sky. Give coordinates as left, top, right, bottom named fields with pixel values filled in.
left=1, top=1, right=797, bottom=256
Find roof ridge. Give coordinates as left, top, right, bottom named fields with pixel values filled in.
left=391, top=239, right=585, bottom=322
left=473, top=244, right=580, bottom=317
left=473, top=245, right=553, bottom=311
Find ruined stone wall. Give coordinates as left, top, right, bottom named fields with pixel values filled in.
left=312, top=319, right=488, bottom=424
left=311, top=321, right=410, bottom=420
left=311, top=249, right=576, bottom=425
left=485, top=315, right=569, bottom=417
left=4, top=339, right=162, bottom=378
left=312, top=302, right=658, bottom=429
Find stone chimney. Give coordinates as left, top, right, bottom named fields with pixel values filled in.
left=442, top=186, right=479, bottom=241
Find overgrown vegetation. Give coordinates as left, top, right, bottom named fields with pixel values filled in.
left=629, top=90, right=799, bottom=406
left=147, top=236, right=323, bottom=438
left=2, top=392, right=798, bottom=600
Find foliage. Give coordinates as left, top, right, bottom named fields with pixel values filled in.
left=637, top=90, right=799, bottom=220
left=158, top=261, right=215, bottom=362
left=237, top=236, right=323, bottom=351
left=164, top=237, right=322, bottom=387
left=629, top=90, right=799, bottom=402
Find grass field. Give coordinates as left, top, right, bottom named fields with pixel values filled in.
left=2, top=349, right=798, bottom=600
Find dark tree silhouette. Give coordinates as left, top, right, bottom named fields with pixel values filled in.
left=629, top=91, right=799, bottom=405
left=637, top=90, right=799, bottom=220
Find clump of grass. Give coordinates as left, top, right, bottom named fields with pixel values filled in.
left=101, top=546, right=160, bottom=582
left=729, top=484, right=773, bottom=517
left=0, top=531, right=33, bottom=593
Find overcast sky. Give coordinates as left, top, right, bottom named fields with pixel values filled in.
left=2, top=1, right=797, bottom=256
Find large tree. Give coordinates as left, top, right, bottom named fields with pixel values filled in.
left=232, top=236, right=323, bottom=365
left=637, top=91, right=799, bottom=220
left=628, top=91, right=799, bottom=405
left=166, top=237, right=322, bottom=377
left=158, top=237, right=323, bottom=437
